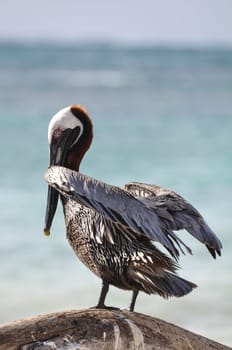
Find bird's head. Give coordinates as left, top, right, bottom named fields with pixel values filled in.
left=44, top=105, right=93, bottom=236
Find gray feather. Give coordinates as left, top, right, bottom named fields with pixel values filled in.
left=45, top=166, right=178, bottom=255
left=125, top=182, right=222, bottom=258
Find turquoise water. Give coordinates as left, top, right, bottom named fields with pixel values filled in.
left=0, top=42, right=231, bottom=346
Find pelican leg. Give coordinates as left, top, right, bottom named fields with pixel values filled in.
left=95, top=280, right=119, bottom=310
left=130, top=290, right=139, bottom=311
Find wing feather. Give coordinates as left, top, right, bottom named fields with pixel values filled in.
left=125, top=182, right=222, bottom=258
left=45, top=166, right=179, bottom=256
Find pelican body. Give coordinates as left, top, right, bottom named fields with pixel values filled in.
left=44, top=105, right=222, bottom=311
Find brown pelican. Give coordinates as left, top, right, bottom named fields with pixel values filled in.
left=44, top=105, right=222, bottom=311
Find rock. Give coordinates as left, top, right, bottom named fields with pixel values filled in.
left=0, top=309, right=230, bottom=350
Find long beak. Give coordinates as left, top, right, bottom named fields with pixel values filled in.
left=43, top=127, right=80, bottom=236
left=44, top=185, right=59, bottom=236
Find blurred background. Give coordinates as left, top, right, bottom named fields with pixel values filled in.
left=0, top=0, right=231, bottom=346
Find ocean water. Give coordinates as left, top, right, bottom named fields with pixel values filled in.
left=0, top=42, right=231, bottom=346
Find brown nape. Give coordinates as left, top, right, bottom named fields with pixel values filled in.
left=66, top=105, right=93, bottom=171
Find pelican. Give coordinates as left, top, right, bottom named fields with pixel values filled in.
left=44, top=105, right=222, bottom=311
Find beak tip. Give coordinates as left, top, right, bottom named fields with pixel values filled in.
left=44, top=228, right=51, bottom=237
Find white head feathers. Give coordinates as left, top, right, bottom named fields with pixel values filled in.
left=48, top=106, right=84, bottom=145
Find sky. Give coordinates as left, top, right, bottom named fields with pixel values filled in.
left=0, top=0, right=232, bottom=45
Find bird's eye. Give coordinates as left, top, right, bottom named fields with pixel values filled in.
left=53, top=128, right=63, bottom=140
